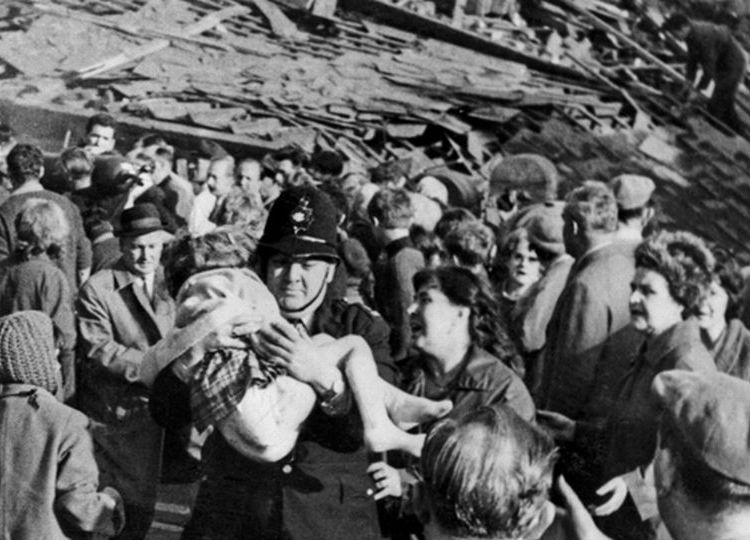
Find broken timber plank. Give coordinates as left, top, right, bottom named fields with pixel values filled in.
left=338, top=0, right=591, bottom=82
left=238, top=0, right=301, bottom=39
left=73, top=4, right=250, bottom=79
left=311, top=0, right=339, bottom=18
left=549, top=0, right=686, bottom=85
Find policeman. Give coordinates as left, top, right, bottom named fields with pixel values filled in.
left=151, top=186, right=396, bottom=540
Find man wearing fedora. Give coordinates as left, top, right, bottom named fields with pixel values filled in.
left=150, top=186, right=396, bottom=540
left=77, top=203, right=175, bottom=539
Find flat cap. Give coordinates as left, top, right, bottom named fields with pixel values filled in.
left=610, top=174, right=655, bottom=210
left=488, top=153, right=559, bottom=201
left=416, top=176, right=449, bottom=207
left=652, top=370, right=750, bottom=485
left=524, top=203, right=566, bottom=256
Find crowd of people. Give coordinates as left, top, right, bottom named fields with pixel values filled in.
left=0, top=110, right=749, bottom=540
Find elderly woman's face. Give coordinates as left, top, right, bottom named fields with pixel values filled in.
left=508, top=240, right=541, bottom=289
left=629, top=267, right=684, bottom=335
left=696, top=279, right=728, bottom=331
left=408, top=286, right=466, bottom=357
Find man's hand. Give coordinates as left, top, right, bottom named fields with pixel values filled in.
left=171, top=309, right=263, bottom=383
left=557, top=476, right=612, bottom=540
left=256, top=319, right=331, bottom=387
left=367, top=462, right=403, bottom=500
left=593, top=476, right=628, bottom=516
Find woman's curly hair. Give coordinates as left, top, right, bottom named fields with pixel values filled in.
left=163, top=226, right=258, bottom=298
left=711, top=245, right=745, bottom=321
left=413, top=266, right=518, bottom=367
left=635, top=231, right=714, bottom=314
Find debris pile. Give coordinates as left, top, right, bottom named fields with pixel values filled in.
left=0, top=0, right=750, bottom=258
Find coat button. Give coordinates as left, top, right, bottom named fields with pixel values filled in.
left=282, top=464, right=293, bottom=474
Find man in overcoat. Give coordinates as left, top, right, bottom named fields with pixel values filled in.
left=77, top=203, right=175, bottom=539
left=539, top=181, right=637, bottom=418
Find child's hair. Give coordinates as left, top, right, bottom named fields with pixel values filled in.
left=14, top=198, right=70, bottom=260
left=214, top=190, right=268, bottom=239
left=163, top=227, right=258, bottom=298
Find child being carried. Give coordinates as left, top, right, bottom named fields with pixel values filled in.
left=163, top=231, right=451, bottom=462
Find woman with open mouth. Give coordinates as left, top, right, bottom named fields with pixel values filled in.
left=366, top=265, right=534, bottom=536
left=540, top=230, right=717, bottom=540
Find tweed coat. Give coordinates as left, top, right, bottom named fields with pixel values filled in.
left=76, top=259, right=175, bottom=510
left=0, top=383, right=124, bottom=539
left=539, top=241, right=638, bottom=418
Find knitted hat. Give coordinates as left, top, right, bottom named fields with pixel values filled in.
left=0, top=311, right=59, bottom=394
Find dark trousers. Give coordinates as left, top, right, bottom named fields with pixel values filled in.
left=709, top=62, right=746, bottom=132
left=114, top=504, right=155, bottom=540
left=182, top=475, right=283, bottom=540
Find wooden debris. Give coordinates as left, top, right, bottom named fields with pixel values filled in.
left=230, top=117, right=284, bottom=135
left=249, top=0, right=302, bottom=39
left=73, top=4, right=250, bottom=79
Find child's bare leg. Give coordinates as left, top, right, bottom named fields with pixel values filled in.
left=218, top=375, right=316, bottom=462
left=314, top=335, right=451, bottom=425
left=319, top=336, right=429, bottom=457
left=381, top=382, right=452, bottom=428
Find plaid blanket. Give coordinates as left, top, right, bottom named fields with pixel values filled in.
left=190, top=347, right=286, bottom=432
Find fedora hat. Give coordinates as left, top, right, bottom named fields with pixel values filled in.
left=117, top=203, right=172, bottom=241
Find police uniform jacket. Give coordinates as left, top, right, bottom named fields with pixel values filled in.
left=150, top=297, right=396, bottom=540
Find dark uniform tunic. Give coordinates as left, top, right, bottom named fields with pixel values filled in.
left=150, top=298, right=395, bottom=540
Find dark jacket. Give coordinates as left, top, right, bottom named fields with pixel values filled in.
left=91, top=235, right=121, bottom=273
left=686, top=22, right=746, bottom=89
left=539, top=242, right=637, bottom=418
left=707, top=318, right=750, bottom=381
left=373, top=237, right=424, bottom=362
left=150, top=298, right=396, bottom=540
left=603, top=319, right=716, bottom=477
left=403, top=345, right=535, bottom=424
left=0, top=256, right=76, bottom=402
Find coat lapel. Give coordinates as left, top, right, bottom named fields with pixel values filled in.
left=112, top=260, right=174, bottom=340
